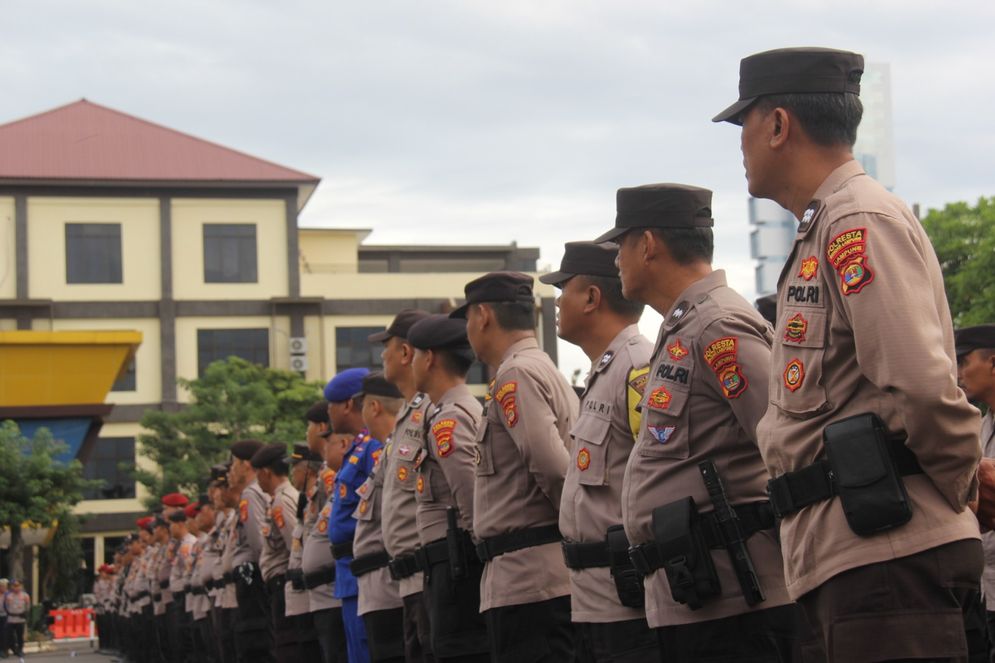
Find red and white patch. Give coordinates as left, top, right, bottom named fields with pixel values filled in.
left=496, top=381, right=519, bottom=428
left=646, top=386, right=672, bottom=410
left=576, top=447, right=591, bottom=471
left=704, top=336, right=748, bottom=398
left=783, top=313, right=808, bottom=343
left=783, top=359, right=805, bottom=392
left=432, top=418, right=457, bottom=457
left=827, top=228, right=874, bottom=295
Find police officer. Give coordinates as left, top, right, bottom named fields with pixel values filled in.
left=407, top=314, right=490, bottom=661
left=208, top=464, right=237, bottom=663
left=285, top=442, right=324, bottom=659
left=351, top=372, right=406, bottom=662
left=539, top=242, right=660, bottom=661
left=189, top=497, right=218, bottom=663
left=151, top=514, right=173, bottom=662
left=324, top=368, right=380, bottom=663
left=596, top=184, right=803, bottom=660
left=227, top=439, right=275, bottom=663
left=452, top=271, right=578, bottom=662
left=167, top=508, right=197, bottom=663
left=252, top=443, right=301, bottom=663
left=714, top=48, right=984, bottom=661
left=370, top=309, right=436, bottom=662
left=302, top=401, right=348, bottom=663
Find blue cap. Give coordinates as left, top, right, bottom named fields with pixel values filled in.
left=323, top=367, right=370, bottom=402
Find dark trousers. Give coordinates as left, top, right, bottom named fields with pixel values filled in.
left=362, top=607, right=405, bottom=662
left=656, top=603, right=815, bottom=663
left=483, top=595, right=573, bottom=663
left=800, top=539, right=986, bottom=663
left=403, top=592, right=435, bottom=663
left=7, top=622, right=25, bottom=656
left=233, top=568, right=275, bottom=663
left=194, top=616, right=216, bottom=663
left=268, top=578, right=298, bottom=663
left=573, top=618, right=660, bottom=663
left=292, top=612, right=322, bottom=659
left=219, top=607, right=238, bottom=663
left=423, top=553, right=488, bottom=661
left=314, top=607, right=349, bottom=663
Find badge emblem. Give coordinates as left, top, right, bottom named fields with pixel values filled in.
left=827, top=227, right=874, bottom=295
left=416, top=475, right=425, bottom=493
left=358, top=500, right=368, bottom=515
left=411, top=411, right=423, bottom=424
left=239, top=499, right=248, bottom=523
left=648, top=425, right=676, bottom=444
left=576, top=448, right=591, bottom=471
left=348, top=454, right=359, bottom=465
left=272, top=506, right=285, bottom=530
left=668, top=301, right=689, bottom=325
left=432, top=418, right=457, bottom=457
left=647, top=386, right=672, bottom=410
left=496, top=381, right=519, bottom=428
left=397, top=466, right=409, bottom=481
left=338, top=483, right=347, bottom=499
left=784, top=313, right=808, bottom=343
left=798, top=256, right=819, bottom=281
left=598, top=351, right=615, bottom=369
left=783, top=359, right=805, bottom=392
left=798, top=201, right=819, bottom=232
left=667, top=339, right=689, bottom=361
left=718, top=365, right=748, bottom=399
left=627, top=368, right=649, bottom=395
left=322, top=469, right=335, bottom=492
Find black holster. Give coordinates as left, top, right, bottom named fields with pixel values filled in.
left=824, top=413, right=913, bottom=536
left=606, top=525, right=644, bottom=608
left=651, top=497, right=720, bottom=610
left=446, top=507, right=470, bottom=581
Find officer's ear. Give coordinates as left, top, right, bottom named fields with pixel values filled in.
left=584, top=281, right=602, bottom=314
left=770, top=107, right=790, bottom=150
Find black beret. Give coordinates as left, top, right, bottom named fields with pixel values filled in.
left=209, top=463, right=230, bottom=481
left=594, top=184, right=714, bottom=243
left=539, top=241, right=619, bottom=286
left=407, top=315, right=471, bottom=351
left=713, top=47, right=864, bottom=124
left=251, top=443, right=289, bottom=470
left=198, top=494, right=209, bottom=507
left=367, top=309, right=432, bottom=343
left=450, top=271, right=535, bottom=319
left=955, top=324, right=995, bottom=358
left=305, top=400, right=330, bottom=424
left=153, top=516, right=169, bottom=529
left=288, top=442, right=322, bottom=464
left=231, top=439, right=265, bottom=461
left=356, top=371, right=403, bottom=399
left=167, top=511, right=187, bottom=524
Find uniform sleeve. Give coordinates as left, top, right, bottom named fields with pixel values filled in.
left=699, top=315, right=772, bottom=444
left=494, top=366, right=570, bottom=506
left=246, top=487, right=270, bottom=558
left=276, top=490, right=298, bottom=551
left=365, top=439, right=384, bottom=477
left=626, top=365, right=650, bottom=442
left=827, top=212, right=981, bottom=509
left=431, top=405, right=481, bottom=529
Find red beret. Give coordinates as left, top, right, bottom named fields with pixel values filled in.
left=161, top=493, right=189, bottom=508
left=183, top=503, right=201, bottom=519
left=99, top=564, right=116, bottom=574
left=136, top=516, right=154, bottom=530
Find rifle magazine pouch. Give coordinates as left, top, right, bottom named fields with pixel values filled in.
left=606, top=525, right=644, bottom=608
left=651, top=497, right=720, bottom=610
left=824, top=413, right=913, bottom=536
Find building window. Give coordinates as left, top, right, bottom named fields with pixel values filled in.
left=335, top=327, right=382, bottom=372
left=111, top=358, right=137, bottom=392
left=203, top=224, right=257, bottom=283
left=197, top=328, right=269, bottom=375
left=81, top=437, right=136, bottom=500
left=65, top=223, right=122, bottom=284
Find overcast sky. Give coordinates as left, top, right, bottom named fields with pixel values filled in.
left=5, top=1, right=994, bottom=380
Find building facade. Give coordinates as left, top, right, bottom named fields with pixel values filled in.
left=0, top=100, right=553, bottom=573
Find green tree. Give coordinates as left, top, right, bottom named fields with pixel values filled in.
left=40, top=510, right=85, bottom=603
left=135, top=356, right=323, bottom=507
left=921, top=196, right=995, bottom=326
left=0, top=421, right=94, bottom=583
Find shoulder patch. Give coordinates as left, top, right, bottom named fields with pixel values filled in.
left=431, top=418, right=457, bottom=457
left=703, top=336, right=748, bottom=399
left=239, top=499, right=248, bottom=523
left=827, top=227, right=874, bottom=295
left=496, top=381, right=519, bottom=428
left=272, top=505, right=285, bottom=530
left=627, top=366, right=650, bottom=395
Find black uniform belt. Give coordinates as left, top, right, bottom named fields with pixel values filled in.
left=158, top=580, right=169, bottom=589
left=388, top=553, right=419, bottom=581
left=414, top=539, right=450, bottom=571
left=286, top=569, right=304, bottom=590
left=205, top=579, right=219, bottom=590
left=303, top=565, right=337, bottom=589
left=561, top=540, right=611, bottom=569
left=191, top=586, right=208, bottom=596
left=152, top=593, right=162, bottom=602
left=222, top=572, right=234, bottom=586
left=265, top=574, right=286, bottom=594
left=628, top=502, right=775, bottom=576
left=135, top=590, right=150, bottom=600
left=475, top=525, right=562, bottom=562
left=350, top=551, right=391, bottom=577
left=331, top=541, right=353, bottom=560
left=766, top=440, right=922, bottom=519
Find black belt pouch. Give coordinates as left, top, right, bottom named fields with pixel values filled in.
left=824, top=412, right=913, bottom=536
left=606, top=525, right=644, bottom=609
left=651, top=497, right=720, bottom=610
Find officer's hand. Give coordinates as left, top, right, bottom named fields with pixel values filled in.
left=974, top=458, right=995, bottom=530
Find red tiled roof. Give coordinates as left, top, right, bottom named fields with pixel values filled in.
left=0, top=99, right=320, bottom=207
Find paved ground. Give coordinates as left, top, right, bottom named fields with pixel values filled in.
left=9, top=641, right=117, bottom=661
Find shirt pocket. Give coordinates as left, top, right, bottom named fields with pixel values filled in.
left=771, top=308, right=831, bottom=418
left=414, top=465, right=436, bottom=503
left=636, top=379, right=692, bottom=460
left=393, top=443, right=419, bottom=492
left=355, top=483, right=379, bottom=522
left=473, top=416, right=495, bottom=477
left=570, top=412, right=611, bottom=486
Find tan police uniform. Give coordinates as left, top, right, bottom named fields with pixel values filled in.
left=232, top=477, right=275, bottom=661
left=261, top=478, right=300, bottom=663
left=561, top=323, right=652, bottom=624
left=302, top=463, right=347, bottom=663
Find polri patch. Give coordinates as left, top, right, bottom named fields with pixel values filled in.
left=577, top=447, right=591, bottom=471
left=648, top=425, right=676, bottom=444
left=647, top=386, right=672, bottom=410
left=827, top=227, right=874, bottom=295
left=783, top=359, right=805, bottom=392
left=784, top=313, right=808, bottom=343
left=798, top=256, right=819, bottom=281
left=496, top=381, right=519, bottom=428
left=432, top=418, right=457, bottom=457
left=667, top=338, right=689, bottom=361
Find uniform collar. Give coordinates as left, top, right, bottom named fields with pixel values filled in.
left=796, top=160, right=867, bottom=238
left=437, top=382, right=471, bottom=407
left=499, top=336, right=539, bottom=365
left=662, top=269, right=727, bottom=332
left=591, top=324, right=642, bottom=377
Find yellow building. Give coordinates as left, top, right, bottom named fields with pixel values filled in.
left=0, top=100, right=555, bottom=571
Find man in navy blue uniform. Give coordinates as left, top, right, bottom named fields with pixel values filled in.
left=325, top=367, right=382, bottom=663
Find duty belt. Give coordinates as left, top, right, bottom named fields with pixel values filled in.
left=475, top=525, right=562, bottom=562
left=331, top=541, right=353, bottom=560
left=191, top=586, right=208, bottom=596
left=388, top=554, right=419, bottom=580
left=414, top=539, right=450, bottom=572
left=561, top=540, right=611, bottom=569
left=303, top=565, right=336, bottom=589
left=350, top=551, right=391, bottom=577
left=628, top=502, right=775, bottom=575
left=286, top=569, right=305, bottom=590
left=766, top=439, right=922, bottom=519
left=265, top=574, right=286, bottom=594
left=158, top=580, right=169, bottom=589
left=222, top=572, right=234, bottom=586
